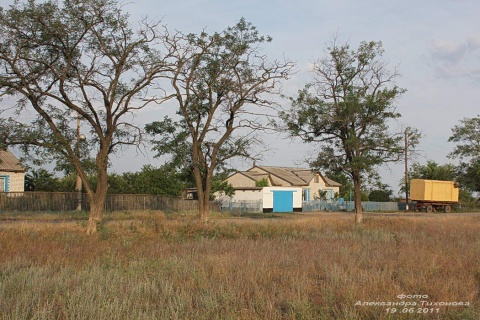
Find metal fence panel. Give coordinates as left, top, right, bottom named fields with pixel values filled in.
left=302, top=200, right=400, bottom=212
left=217, top=200, right=263, bottom=213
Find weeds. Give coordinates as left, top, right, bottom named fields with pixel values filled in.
left=0, top=213, right=479, bottom=319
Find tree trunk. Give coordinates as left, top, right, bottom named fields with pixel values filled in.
left=198, top=193, right=210, bottom=224
left=353, top=173, right=363, bottom=224
left=192, top=171, right=210, bottom=223
left=86, top=154, right=109, bottom=235
left=86, top=195, right=105, bottom=235
left=198, top=172, right=213, bottom=224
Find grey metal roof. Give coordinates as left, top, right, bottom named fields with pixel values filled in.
left=0, top=150, right=25, bottom=172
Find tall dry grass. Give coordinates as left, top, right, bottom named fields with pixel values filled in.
left=0, top=212, right=479, bottom=319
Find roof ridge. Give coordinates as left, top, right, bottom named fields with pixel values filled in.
left=257, top=165, right=310, bottom=170
left=291, top=169, right=309, bottom=184
left=254, top=166, right=311, bottom=186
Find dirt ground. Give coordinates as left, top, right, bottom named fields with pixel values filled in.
left=212, top=210, right=480, bottom=226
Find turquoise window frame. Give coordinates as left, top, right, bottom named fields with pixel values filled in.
left=303, top=188, right=311, bottom=202
left=0, top=175, right=9, bottom=192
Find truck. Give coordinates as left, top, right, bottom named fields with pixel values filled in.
left=409, top=179, right=459, bottom=213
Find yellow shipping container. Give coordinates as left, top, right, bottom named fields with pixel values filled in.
left=410, top=179, right=459, bottom=203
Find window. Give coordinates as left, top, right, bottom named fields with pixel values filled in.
left=0, top=176, right=5, bottom=192
left=324, top=189, right=335, bottom=202
left=303, top=189, right=311, bottom=202
left=314, top=176, right=319, bottom=183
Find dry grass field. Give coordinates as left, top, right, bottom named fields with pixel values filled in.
left=0, top=211, right=479, bottom=319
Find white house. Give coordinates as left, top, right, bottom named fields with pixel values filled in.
left=0, top=150, right=25, bottom=192
left=218, top=165, right=341, bottom=212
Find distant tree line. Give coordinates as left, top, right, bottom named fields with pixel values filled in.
left=24, top=165, right=185, bottom=197
left=24, top=164, right=233, bottom=199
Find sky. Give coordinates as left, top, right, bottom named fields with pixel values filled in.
left=4, top=0, right=480, bottom=194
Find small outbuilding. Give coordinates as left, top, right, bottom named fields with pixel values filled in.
left=217, top=165, right=341, bottom=213
left=0, top=150, right=25, bottom=192
left=262, top=187, right=303, bottom=213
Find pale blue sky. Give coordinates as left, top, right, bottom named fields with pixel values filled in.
left=123, top=0, right=480, bottom=192
left=4, top=0, right=480, bottom=192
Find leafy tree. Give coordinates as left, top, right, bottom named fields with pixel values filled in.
left=410, top=160, right=456, bottom=181
left=318, top=190, right=328, bottom=200
left=25, top=164, right=187, bottom=196
left=103, top=173, right=130, bottom=194
left=211, top=178, right=235, bottom=200
left=281, top=39, right=406, bottom=223
left=131, top=164, right=186, bottom=197
left=24, top=168, right=60, bottom=192
left=448, top=116, right=480, bottom=198
left=399, top=160, right=457, bottom=195
left=148, top=19, right=293, bottom=222
left=0, top=0, right=172, bottom=234
left=449, top=116, right=480, bottom=159
left=369, top=190, right=391, bottom=202
left=324, top=170, right=353, bottom=200
left=369, top=188, right=393, bottom=202
left=24, top=168, right=80, bottom=192
left=84, top=164, right=186, bottom=197
left=455, top=160, right=480, bottom=199
left=255, top=178, right=270, bottom=187
left=400, top=160, right=474, bottom=202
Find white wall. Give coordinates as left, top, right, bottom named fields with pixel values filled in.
left=217, top=186, right=303, bottom=211
left=262, top=187, right=303, bottom=209
left=215, top=189, right=263, bottom=204
left=231, top=189, right=263, bottom=202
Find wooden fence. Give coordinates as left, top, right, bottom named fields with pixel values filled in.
left=0, top=192, right=217, bottom=213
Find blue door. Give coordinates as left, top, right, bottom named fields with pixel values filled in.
left=273, top=191, right=294, bottom=212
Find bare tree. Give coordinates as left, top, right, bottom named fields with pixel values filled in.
left=148, top=19, right=294, bottom=223
left=0, top=0, right=171, bottom=234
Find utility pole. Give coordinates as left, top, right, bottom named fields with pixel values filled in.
left=75, top=115, right=82, bottom=211
left=404, top=128, right=409, bottom=211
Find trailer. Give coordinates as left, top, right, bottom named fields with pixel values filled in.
left=410, top=179, right=459, bottom=213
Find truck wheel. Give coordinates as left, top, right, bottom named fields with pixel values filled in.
left=445, top=205, right=451, bottom=213
left=426, top=205, right=433, bottom=213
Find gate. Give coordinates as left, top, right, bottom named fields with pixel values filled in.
left=272, top=191, right=294, bottom=212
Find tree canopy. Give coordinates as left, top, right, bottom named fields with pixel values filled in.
left=449, top=116, right=480, bottom=160
left=409, top=160, right=456, bottom=181
left=401, top=160, right=473, bottom=203
left=369, top=188, right=393, bottom=202
left=449, top=116, right=480, bottom=197
left=148, top=18, right=293, bottom=222
left=280, top=39, right=406, bottom=223
left=0, top=0, right=172, bottom=234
